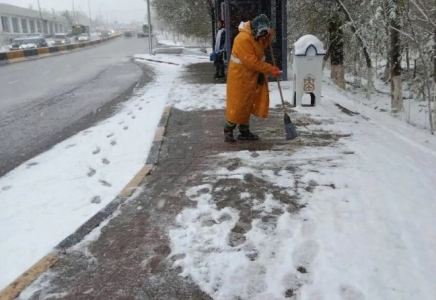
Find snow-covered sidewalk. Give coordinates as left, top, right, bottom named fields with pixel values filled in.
left=164, top=72, right=436, bottom=299
left=1, top=49, right=435, bottom=300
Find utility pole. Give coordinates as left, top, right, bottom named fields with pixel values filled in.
left=71, top=0, right=76, bottom=24
left=87, top=0, right=92, bottom=32
left=146, top=0, right=153, bottom=55
left=36, top=0, right=45, bottom=34
left=98, top=3, right=102, bottom=28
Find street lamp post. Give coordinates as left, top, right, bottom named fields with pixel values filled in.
left=71, top=0, right=76, bottom=24
left=98, top=3, right=103, bottom=28
left=87, top=0, right=92, bottom=32
left=146, top=0, right=153, bottom=55
left=36, top=0, right=45, bottom=34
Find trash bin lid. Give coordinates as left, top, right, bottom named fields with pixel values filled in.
left=294, top=34, right=326, bottom=56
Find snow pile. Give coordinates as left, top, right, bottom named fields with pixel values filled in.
left=294, top=34, right=326, bottom=56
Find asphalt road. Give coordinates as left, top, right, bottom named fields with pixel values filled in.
left=0, top=36, right=156, bottom=177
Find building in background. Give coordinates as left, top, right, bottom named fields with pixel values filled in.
left=0, top=3, right=68, bottom=46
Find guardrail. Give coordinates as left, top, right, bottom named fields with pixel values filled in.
left=0, top=34, right=121, bottom=66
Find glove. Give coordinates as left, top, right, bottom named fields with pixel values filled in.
left=270, top=66, right=280, bottom=77
left=269, top=29, right=274, bottom=38
left=215, top=49, right=220, bottom=54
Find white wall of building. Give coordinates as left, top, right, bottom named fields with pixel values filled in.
left=0, top=3, right=68, bottom=46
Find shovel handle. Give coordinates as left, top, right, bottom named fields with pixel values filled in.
left=268, top=43, right=287, bottom=115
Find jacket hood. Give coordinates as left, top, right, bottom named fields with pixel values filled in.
left=251, top=14, right=270, bottom=37
left=238, top=21, right=252, bottom=37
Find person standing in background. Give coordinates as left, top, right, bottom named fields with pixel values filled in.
left=214, top=20, right=226, bottom=80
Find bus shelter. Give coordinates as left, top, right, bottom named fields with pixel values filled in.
left=214, top=0, right=288, bottom=79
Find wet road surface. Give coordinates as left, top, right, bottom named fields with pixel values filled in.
left=0, top=36, right=156, bottom=177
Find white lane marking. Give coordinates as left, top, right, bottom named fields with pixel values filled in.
left=7, top=80, right=20, bottom=85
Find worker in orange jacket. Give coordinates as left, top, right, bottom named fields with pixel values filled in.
left=224, top=14, right=280, bottom=142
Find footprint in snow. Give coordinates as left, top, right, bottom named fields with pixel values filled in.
left=282, top=273, right=302, bottom=298
left=99, top=180, right=112, bottom=187
left=91, top=196, right=101, bottom=204
left=107, top=133, right=114, bottom=138
left=339, top=284, right=366, bottom=300
left=65, top=144, right=76, bottom=149
left=127, top=112, right=132, bottom=115
left=92, top=147, right=101, bottom=155
left=110, top=140, right=117, bottom=146
left=292, top=240, right=320, bottom=271
left=87, top=168, right=96, bottom=177
left=123, top=126, right=128, bottom=130
left=102, top=158, right=110, bottom=165
left=131, top=115, right=136, bottom=119
left=1, top=185, right=12, bottom=191
left=139, top=107, right=143, bottom=110
left=26, top=162, right=38, bottom=168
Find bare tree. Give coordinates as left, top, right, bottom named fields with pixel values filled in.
left=335, top=0, right=373, bottom=99
left=61, top=11, right=74, bottom=28
left=402, top=0, right=435, bottom=133
left=328, top=12, right=346, bottom=89
left=152, top=0, right=212, bottom=39
left=388, top=0, right=404, bottom=112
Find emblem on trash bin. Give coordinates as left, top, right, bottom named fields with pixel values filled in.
left=303, top=74, right=315, bottom=92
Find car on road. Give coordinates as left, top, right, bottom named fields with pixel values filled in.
left=124, top=31, right=134, bottom=38
left=78, top=33, right=90, bottom=42
left=99, top=30, right=111, bottom=38
left=9, top=37, right=48, bottom=50
left=52, top=33, right=71, bottom=46
left=9, top=39, right=24, bottom=51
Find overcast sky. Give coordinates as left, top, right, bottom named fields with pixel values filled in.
left=1, top=0, right=149, bottom=24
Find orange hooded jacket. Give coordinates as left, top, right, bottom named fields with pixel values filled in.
left=226, top=21, right=274, bottom=125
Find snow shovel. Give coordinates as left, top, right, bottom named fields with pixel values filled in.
left=268, top=43, right=298, bottom=140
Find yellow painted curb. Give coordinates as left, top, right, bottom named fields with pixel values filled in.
left=57, top=45, right=67, bottom=52
left=0, top=252, right=59, bottom=300
left=119, top=164, right=153, bottom=198
left=153, top=127, right=165, bottom=142
left=6, top=51, right=24, bottom=60
left=37, top=48, right=49, bottom=55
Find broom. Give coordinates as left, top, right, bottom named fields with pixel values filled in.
left=268, top=43, right=298, bottom=140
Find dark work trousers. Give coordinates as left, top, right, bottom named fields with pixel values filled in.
left=214, top=52, right=225, bottom=78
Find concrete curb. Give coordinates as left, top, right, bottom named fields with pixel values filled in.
left=135, top=56, right=180, bottom=66
left=0, top=106, right=172, bottom=300
left=0, top=253, right=59, bottom=300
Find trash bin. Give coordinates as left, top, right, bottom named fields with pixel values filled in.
left=292, top=34, right=326, bottom=107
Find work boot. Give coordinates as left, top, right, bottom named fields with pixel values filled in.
left=238, top=125, right=259, bottom=140
left=224, top=127, right=236, bottom=142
